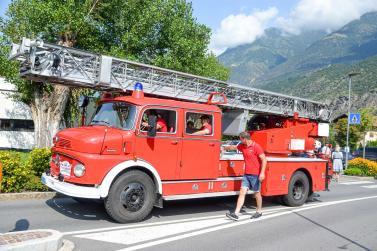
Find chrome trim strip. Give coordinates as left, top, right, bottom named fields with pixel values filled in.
left=163, top=190, right=254, bottom=200
left=162, top=177, right=243, bottom=184
left=220, top=154, right=327, bottom=162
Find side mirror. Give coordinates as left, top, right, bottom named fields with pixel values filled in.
left=78, top=95, right=89, bottom=108
left=147, top=114, right=157, bottom=137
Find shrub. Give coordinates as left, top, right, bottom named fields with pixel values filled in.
left=0, top=151, right=30, bottom=192
left=24, top=175, right=49, bottom=192
left=344, top=167, right=363, bottom=176
left=0, top=149, right=51, bottom=193
left=25, top=148, right=52, bottom=176
left=347, top=158, right=377, bottom=176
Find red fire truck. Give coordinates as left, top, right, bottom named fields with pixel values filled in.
left=10, top=38, right=332, bottom=223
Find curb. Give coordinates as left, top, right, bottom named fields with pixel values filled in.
left=0, top=192, right=60, bottom=201
left=59, top=239, right=75, bottom=251
left=0, top=229, right=65, bottom=251
left=341, top=175, right=376, bottom=181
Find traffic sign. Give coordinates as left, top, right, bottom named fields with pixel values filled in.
left=349, top=113, right=361, bottom=125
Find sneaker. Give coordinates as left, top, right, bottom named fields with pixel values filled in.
left=226, top=212, right=239, bottom=221
left=250, top=212, right=262, bottom=219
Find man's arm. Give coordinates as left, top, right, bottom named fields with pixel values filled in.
left=222, top=145, right=238, bottom=151
left=192, top=128, right=210, bottom=135
left=258, top=153, right=267, bottom=182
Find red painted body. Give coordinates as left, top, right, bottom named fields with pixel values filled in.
left=49, top=92, right=329, bottom=201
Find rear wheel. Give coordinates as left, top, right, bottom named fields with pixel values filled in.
left=105, top=170, right=156, bottom=223
left=283, top=171, right=309, bottom=207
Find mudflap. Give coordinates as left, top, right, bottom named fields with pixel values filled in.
left=154, top=193, right=163, bottom=208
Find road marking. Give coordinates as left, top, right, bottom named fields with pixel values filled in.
left=339, top=181, right=374, bottom=185
left=361, top=185, right=377, bottom=189
left=70, top=195, right=377, bottom=251
left=116, top=195, right=377, bottom=251
left=62, top=205, right=289, bottom=236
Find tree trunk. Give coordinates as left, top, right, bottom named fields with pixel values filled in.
left=30, top=84, right=70, bottom=148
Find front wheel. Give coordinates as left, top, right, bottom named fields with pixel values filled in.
left=282, top=171, right=310, bottom=207
left=105, top=170, right=156, bottom=223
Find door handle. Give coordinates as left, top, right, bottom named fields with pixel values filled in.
left=209, top=142, right=215, bottom=146
left=171, top=140, right=178, bottom=145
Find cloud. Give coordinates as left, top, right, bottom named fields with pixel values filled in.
left=210, top=7, right=278, bottom=55
left=278, top=0, right=377, bottom=34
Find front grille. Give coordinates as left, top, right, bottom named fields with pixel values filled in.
left=58, top=138, right=71, bottom=148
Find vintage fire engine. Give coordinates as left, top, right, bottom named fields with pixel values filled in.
left=10, top=38, right=332, bottom=223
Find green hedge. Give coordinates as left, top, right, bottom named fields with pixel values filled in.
left=344, top=167, right=363, bottom=176
left=0, top=148, right=51, bottom=193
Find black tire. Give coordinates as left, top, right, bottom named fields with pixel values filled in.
left=104, top=170, right=156, bottom=223
left=282, top=171, right=310, bottom=207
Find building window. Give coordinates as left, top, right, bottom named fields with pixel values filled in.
left=0, top=119, right=34, bottom=132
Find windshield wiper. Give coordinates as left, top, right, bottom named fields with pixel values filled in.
left=90, top=120, right=111, bottom=126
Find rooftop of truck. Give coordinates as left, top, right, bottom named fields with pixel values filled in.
left=101, top=93, right=222, bottom=113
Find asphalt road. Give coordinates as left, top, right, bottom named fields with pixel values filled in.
left=1, top=175, right=377, bottom=251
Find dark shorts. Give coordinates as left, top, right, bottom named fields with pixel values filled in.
left=241, top=174, right=260, bottom=192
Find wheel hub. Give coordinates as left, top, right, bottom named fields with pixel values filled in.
left=120, top=183, right=145, bottom=212
left=293, top=181, right=304, bottom=200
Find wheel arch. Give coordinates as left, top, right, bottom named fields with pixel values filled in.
left=99, top=159, right=162, bottom=198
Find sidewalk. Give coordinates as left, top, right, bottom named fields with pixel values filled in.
left=0, top=192, right=74, bottom=251
left=0, top=229, right=74, bottom=251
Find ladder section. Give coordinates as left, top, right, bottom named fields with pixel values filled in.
left=9, top=38, right=331, bottom=121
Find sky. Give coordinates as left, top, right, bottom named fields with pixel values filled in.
left=1, top=0, right=377, bottom=55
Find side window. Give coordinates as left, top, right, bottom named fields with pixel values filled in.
left=185, top=112, right=213, bottom=136
left=140, top=108, right=177, bottom=133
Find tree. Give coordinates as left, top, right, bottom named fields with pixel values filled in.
left=333, top=108, right=376, bottom=151
left=0, top=0, right=229, bottom=147
left=333, top=118, right=360, bottom=150
left=358, top=108, right=376, bottom=157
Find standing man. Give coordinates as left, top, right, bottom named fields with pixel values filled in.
left=223, top=131, right=267, bottom=220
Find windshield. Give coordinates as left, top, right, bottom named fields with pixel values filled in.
left=89, top=102, right=136, bottom=130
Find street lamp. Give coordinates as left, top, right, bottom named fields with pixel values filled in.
left=345, top=72, right=360, bottom=169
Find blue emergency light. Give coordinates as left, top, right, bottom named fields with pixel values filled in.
left=134, top=82, right=143, bottom=91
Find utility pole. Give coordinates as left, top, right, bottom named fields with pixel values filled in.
left=345, top=72, right=360, bottom=169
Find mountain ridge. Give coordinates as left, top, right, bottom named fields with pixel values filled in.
left=218, top=12, right=377, bottom=116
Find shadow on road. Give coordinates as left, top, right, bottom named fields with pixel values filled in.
left=45, top=197, right=112, bottom=222
left=9, top=219, right=30, bottom=232
left=44, top=194, right=323, bottom=223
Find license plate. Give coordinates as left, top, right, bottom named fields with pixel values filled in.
left=59, top=161, right=72, bottom=176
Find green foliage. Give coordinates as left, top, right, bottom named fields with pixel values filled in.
left=0, top=151, right=30, bottom=192
left=23, top=175, right=49, bottom=192
left=333, top=118, right=361, bottom=150
left=332, top=108, right=377, bottom=150
left=347, top=158, right=377, bottom=176
left=25, top=148, right=52, bottom=176
left=0, top=149, right=50, bottom=193
left=344, top=167, right=363, bottom=176
left=1, top=0, right=229, bottom=130
left=367, top=140, right=377, bottom=147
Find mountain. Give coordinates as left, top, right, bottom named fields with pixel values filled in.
left=218, top=12, right=377, bottom=115
left=218, top=28, right=326, bottom=86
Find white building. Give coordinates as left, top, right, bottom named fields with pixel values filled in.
left=0, top=77, right=34, bottom=150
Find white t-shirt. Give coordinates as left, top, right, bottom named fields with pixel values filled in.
left=321, top=146, right=331, bottom=155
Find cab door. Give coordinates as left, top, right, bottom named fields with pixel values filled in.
left=180, top=111, right=219, bottom=179
left=135, top=106, right=180, bottom=180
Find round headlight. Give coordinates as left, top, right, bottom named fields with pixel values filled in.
left=73, top=163, right=86, bottom=177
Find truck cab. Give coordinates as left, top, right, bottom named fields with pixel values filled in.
left=44, top=87, right=223, bottom=222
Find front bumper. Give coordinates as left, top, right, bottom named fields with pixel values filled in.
left=41, top=173, right=101, bottom=199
